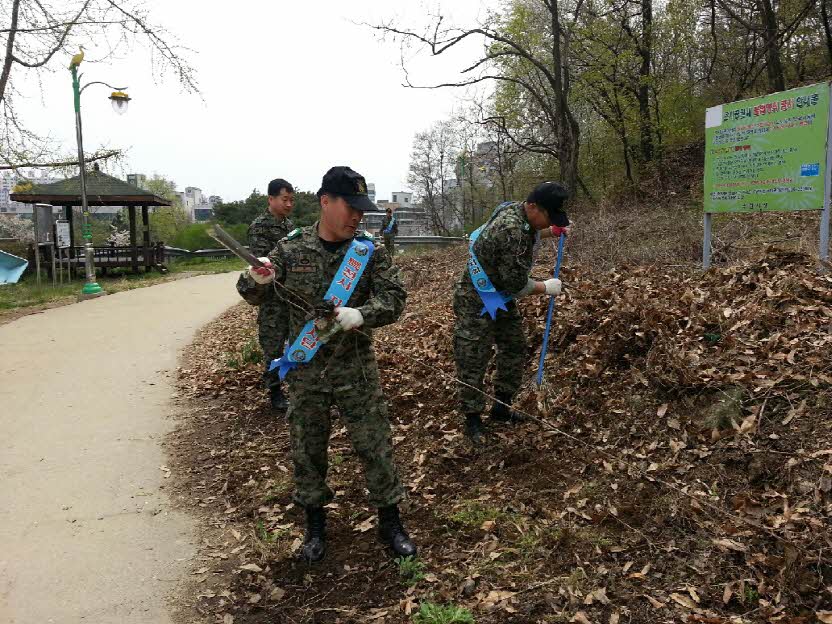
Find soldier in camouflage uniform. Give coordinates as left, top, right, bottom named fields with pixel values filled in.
left=246, top=179, right=295, bottom=411
left=380, top=207, right=398, bottom=257
left=237, top=166, right=416, bottom=563
left=453, top=182, right=571, bottom=445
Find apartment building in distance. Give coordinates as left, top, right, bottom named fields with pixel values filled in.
left=0, top=170, right=59, bottom=215
left=362, top=188, right=431, bottom=236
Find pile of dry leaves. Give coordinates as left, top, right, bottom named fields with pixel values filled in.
left=168, top=243, right=832, bottom=624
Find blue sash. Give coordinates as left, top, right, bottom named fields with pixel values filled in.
left=383, top=215, right=397, bottom=235
left=468, top=202, right=515, bottom=320
left=270, top=238, right=375, bottom=379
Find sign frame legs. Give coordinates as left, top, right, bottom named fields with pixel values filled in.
left=703, top=212, right=713, bottom=270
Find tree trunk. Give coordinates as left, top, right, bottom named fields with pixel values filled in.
left=0, top=0, right=22, bottom=105
left=549, top=0, right=581, bottom=196
left=620, top=130, right=635, bottom=184
left=558, top=116, right=581, bottom=197
left=821, top=0, right=832, bottom=71
left=638, top=0, right=654, bottom=162
left=758, top=0, right=786, bottom=92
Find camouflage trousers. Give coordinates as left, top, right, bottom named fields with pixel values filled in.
left=258, top=299, right=288, bottom=390
left=383, top=235, right=395, bottom=258
left=286, top=349, right=403, bottom=508
left=453, top=288, right=527, bottom=415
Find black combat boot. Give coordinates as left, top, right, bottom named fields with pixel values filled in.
left=464, top=413, right=486, bottom=445
left=269, top=384, right=289, bottom=411
left=300, top=506, right=326, bottom=563
left=378, top=505, right=417, bottom=558
left=490, top=391, right=520, bottom=423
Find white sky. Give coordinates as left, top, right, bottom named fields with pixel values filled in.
left=18, top=0, right=497, bottom=203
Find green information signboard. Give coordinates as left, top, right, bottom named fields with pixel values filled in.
left=702, top=82, right=832, bottom=268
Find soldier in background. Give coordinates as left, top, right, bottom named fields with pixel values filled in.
left=453, top=182, right=570, bottom=445
left=380, top=207, right=398, bottom=258
left=237, top=166, right=416, bottom=563
left=246, top=178, right=295, bottom=411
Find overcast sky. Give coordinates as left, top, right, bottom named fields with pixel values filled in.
left=19, top=0, right=496, bottom=204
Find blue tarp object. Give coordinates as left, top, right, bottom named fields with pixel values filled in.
left=0, top=249, right=28, bottom=285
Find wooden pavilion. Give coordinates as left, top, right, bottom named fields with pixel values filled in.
left=10, top=165, right=172, bottom=275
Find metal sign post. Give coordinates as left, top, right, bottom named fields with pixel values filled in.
left=31, top=203, right=41, bottom=285
left=703, top=212, right=713, bottom=269
left=55, top=219, right=71, bottom=284
left=33, top=203, right=56, bottom=286
left=820, top=83, right=832, bottom=269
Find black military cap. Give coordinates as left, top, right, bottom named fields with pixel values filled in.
left=527, top=181, right=570, bottom=227
left=319, top=166, right=375, bottom=212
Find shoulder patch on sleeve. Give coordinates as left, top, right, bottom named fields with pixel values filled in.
left=287, top=228, right=302, bottom=240
left=356, top=230, right=374, bottom=241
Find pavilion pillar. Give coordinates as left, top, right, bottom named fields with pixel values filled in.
left=141, top=205, right=151, bottom=271
left=128, top=205, right=139, bottom=274
left=66, top=205, right=77, bottom=278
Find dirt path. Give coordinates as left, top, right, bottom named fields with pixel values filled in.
left=0, top=272, right=241, bottom=623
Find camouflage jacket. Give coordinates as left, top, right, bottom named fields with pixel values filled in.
left=380, top=214, right=398, bottom=238
left=237, top=223, right=406, bottom=368
left=455, top=202, right=537, bottom=302
left=248, top=212, right=294, bottom=257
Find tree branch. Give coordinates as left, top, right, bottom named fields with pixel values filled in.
left=0, top=0, right=22, bottom=104
left=0, top=149, right=121, bottom=170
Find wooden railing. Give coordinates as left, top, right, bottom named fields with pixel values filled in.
left=65, top=243, right=166, bottom=266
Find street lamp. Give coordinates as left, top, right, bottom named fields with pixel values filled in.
left=109, top=91, right=131, bottom=115
left=70, top=63, right=130, bottom=298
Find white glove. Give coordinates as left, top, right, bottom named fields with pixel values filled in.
left=543, top=278, right=562, bottom=296
left=335, top=306, right=364, bottom=331
left=248, top=257, right=275, bottom=285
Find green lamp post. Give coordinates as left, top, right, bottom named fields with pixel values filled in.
left=69, top=50, right=131, bottom=298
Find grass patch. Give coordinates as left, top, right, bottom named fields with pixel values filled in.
left=255, top=520, right=291, bottom=544
left=412, top=602, right=475, bottom=624
left=448, top=501, right=505, bottom=529
left=261, top=479, right=291, bottom=504
left=226, top=337, right=261, bottom=370
left=168, top=256, right=246, bottom=273
left=569, top=527, right=615, bottom=549
left=396, top=556, right=426, bottom=586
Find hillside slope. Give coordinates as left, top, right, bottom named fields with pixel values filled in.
left=170, top=244, right=832, bottom=624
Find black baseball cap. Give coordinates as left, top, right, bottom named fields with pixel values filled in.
left=527, top=181, right=570, bottom=227
left=267, top=178, right=294, bottom=196
left=319, top=166, right=375, bottom=212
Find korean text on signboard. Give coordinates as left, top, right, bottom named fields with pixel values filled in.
left=704, top=83, right=830, bottom=214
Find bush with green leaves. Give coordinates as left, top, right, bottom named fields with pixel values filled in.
left=396, top=556, right=425, bottom=585
left=412, top=602, right=474, bottom=624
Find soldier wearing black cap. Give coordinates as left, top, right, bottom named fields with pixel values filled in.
left=244, top=178, right=295, bottom=411
left=453, top=181, right=570, bottom=445
left=237, top=166, right=416, bottom=563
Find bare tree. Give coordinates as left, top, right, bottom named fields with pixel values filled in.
left=0, top=0, right=198, bottom=170
left=370, top=0, right=586, bottom=197
left=712, top=0, right=817, bottom=94
left=407, top=120, right=461, bottom=235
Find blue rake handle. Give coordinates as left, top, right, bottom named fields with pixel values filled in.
left=536, top=233, right=566, bottom=386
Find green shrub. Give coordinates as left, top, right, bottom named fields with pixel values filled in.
left=172, top=223, right=215, bottom=251
left=221, top=223, right=250, bottom=246
left=396, top=556, right=426, bottom=586
left=412, top=602, right=474, bottom=624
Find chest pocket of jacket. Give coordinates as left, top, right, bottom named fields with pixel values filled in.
left=285, top=254, right=323, bottom=302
